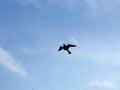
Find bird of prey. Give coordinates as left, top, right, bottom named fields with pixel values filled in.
left=58, top=44, right=76, bottom=54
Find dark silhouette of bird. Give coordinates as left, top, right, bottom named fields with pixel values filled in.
left=58, top=44, right=76, bottom=54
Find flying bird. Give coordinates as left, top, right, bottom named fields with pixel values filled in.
left=58, top=44, right=76, bottom=54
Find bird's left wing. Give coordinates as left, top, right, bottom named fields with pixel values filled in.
left=58, top=46, right=63, bottom=51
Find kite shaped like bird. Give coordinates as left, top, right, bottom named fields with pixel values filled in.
left=58, top=44, right=76, bottom=54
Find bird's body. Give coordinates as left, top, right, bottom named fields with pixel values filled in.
left=58, top=44, right=76, bottom=54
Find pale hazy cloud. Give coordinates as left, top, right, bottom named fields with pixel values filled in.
left=88, top=80, right=117, bottom=88
left=20, top=0, right=39, bottom=4
left=49, top=0, right=82, bottom=10
left=17, top=0, right=41, bottom=7
left=49, top=0, right=120, bottom=12
left=0, top=48, right=29, bottom=77
left=15, top=0, right=120, bottom=13
left=77, top=46, right=120, bottom=66
left=69, top=38, right=80, bottom=45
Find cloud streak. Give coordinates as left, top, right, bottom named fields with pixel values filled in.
left=49, top=0, right=82, bottom=10
left=88, top=80, right=117, bottom=88
left=19, top=0, right=39, bottom=4
left=14, top=0, right=120, bottom=15
left=0, top=48, right=29, bottom=77
left=49, top=0, right=120, bottom=12
left=69, top=38, right=80, bottom=45
left=77, top=45, right=120, bottom=66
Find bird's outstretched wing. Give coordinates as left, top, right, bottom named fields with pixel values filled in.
left=58, top=46, right=63, bottom=51
left=67, top=44, right=76, bottom=47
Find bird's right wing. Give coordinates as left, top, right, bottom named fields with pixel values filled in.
left=58, top=46, right=63, bottom=51
left=67, top=44, right=76, bottom=47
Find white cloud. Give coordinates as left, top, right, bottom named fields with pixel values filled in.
left=74, top=37, right=120, bottom=65
left=77, top=46, right=120, bottom=66
left=88, top=80, right=117, bottom=88
left=20, top=0, right=38, bottom=4
left=49, top=0, right=120, bottom=12
left=17, top=0, right=41, bottom=7
left=86, top=0, right=120, bottom=13
left=69, top=38, right=80, bottom=45
left=49, top=0, right=82, bottom=10
left=15, top=0, right=120, bottom=13
left=0, top=48, right=29, bottom=77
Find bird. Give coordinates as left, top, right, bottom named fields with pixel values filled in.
left=58, top=44, right=76, bottom=54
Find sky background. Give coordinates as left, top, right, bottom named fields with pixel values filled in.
left=1, top=0, right=120, bottom=90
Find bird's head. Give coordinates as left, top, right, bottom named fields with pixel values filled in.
left=63, top=44, right=66, bottom=46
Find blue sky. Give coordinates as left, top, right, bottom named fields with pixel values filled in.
left=1, top=0, right=120, bottom=90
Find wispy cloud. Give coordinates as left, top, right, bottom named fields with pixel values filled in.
left=19, top=0, right=39, bottom=4
left=49, top=0, right=120, bottom=13
left=49, top=0, right=82, bottom=10
left=15, top=0, right=120, bottom=14
left=0, top=47, right=29, bottom=77
left=17, top=0, right=41, bottom=7
left=87, top=80, right=117, bottom=88
left=69, top=38, right=80, bottom=45
left=77, top=45, right=120, bottom=66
